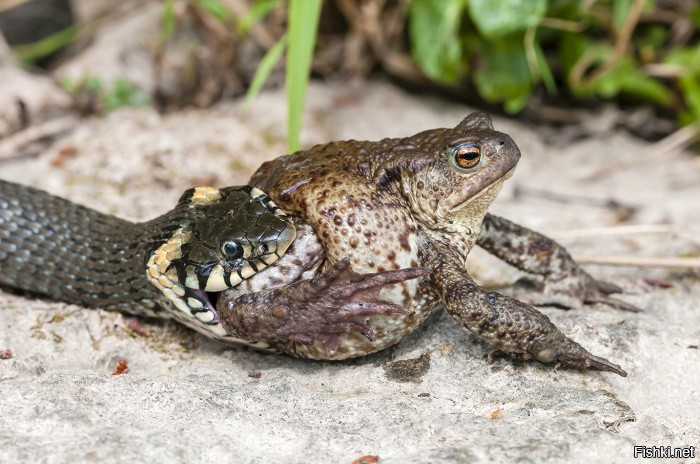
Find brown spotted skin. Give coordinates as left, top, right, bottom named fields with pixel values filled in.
left=217, top=112, right=630, bottom=375
left=477, top=214, right=641, bottom=312
left=221, top=258, right=430, bottom=358
left=418, top=240, right=627, bottom=376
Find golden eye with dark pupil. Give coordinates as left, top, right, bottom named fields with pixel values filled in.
left=454, top=144, right=481, bottom=169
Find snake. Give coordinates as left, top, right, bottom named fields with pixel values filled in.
left=0, top=180, right=296, bottom=341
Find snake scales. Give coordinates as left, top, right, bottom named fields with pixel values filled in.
left=0, top=180, right=295, bottom=341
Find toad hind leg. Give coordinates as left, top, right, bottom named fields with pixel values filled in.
left=419, top=240, right=627, bottom=376
left=477, top=213, right=641, bottom=312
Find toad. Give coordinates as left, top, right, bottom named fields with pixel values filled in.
left=216, top=113, right=634, bottom=376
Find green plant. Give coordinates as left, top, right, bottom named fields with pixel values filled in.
left=241, top=0, right=322, bottom=152
left=207, top=0, right=322, bottom=152
left=406, top=0, right=698, bottom=129
left=285, top=0, right=323, bottom=152
left=12, top=0, right=697, bottom=148
left=103, top=79, right=152, bottom=111
left=14, top=24, right=80, bottom=66
left=244, top=0, right=697, bottom=145
left=60, top=76, right=151, bottom=112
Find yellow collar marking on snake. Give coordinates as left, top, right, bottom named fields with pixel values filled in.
left=190, top=186, right=223, bottom=205
left=146, top=184, right=296, bottom=339
left=0, top=180, right=293, bottom=348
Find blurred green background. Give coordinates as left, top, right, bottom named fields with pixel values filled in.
left=4, top=0, right=699, bottom=151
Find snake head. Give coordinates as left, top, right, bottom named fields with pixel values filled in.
left=146, top=185, right=296, bottom=327
left=176, top=186, right=295, bottom=292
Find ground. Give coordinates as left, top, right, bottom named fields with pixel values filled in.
left=0, top=82, right=698, bottom=464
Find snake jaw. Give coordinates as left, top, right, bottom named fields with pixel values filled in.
left=144, top=185, right=297, bottom=333
left=145, top=230, right=224, bottom=326
left=187, top=289, right=220, bottom=325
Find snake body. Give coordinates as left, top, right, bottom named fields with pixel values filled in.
left=0, top=180, right=295, bottom=341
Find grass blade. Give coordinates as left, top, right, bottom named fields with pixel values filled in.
left=244, top=33, right=288, bottom=109
left=14, top=24, right=79, bottom=64
left=286, top=0, right=322, bottom=152
left=238, top=0, right=284, bottom=35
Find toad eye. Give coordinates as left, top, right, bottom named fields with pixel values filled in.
left=451, top=143, right=481, bottom=170
left=221, top=240, right=243, bottom=259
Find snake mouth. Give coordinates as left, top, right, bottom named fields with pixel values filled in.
left=189, top=289, right=222, bottom=325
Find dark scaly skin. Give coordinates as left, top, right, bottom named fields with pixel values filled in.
left=0, top=179, right=166, bottom=314
left=217, top=112, right=630, bottom=375
left=0, top=180, right=298, bottom=342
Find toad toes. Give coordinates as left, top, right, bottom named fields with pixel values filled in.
left=217, top=113, right=631, bottom=376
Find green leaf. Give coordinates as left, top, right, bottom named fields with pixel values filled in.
left=161, top=0, right=176, bottom=40
left=85, top=76, right=103, bottom=92
left=237, top=0, right=284, bottom=35
left=60, top=77, right=78, bottom=93
left=690, top=4, right=700, bottom=28
left=584, top=56, right=672, bottom=105
left=196, top=0, right=229, bottom=21
left=503, top=91, right=531, bottom=114
left=665, top=45, right=700, bottom=72
left=665, top=45, right=700, bottom=122
left=533, top=37, right=556, bottom=94
left=640, top=25, right=667, bottom=50
left=558, top=32, right=587, bottom=78
left=473, top=36, right=533, bottom=113
left=467, top=0, right=547, bottom=38
left=612, top=0, right=632, bottom=31
left=408, top=0, right=465, bottom=83
left=679, top=75, right=700, bottom=122
left=286, top=0, right=322, bottom=152
left=244, top=33, right=287, bottom=108
left=103, top=79, right=151, bottom=111
left=618, top=73, right=671, bottom=105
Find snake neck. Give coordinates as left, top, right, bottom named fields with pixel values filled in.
left=0, top=180, right=188, bottom=315
left=1, top=180, right=296, bottom=339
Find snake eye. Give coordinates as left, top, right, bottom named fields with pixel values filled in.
left=258, top=243, right=268, bottom=254
left=221, top=240, right=243, bottom=259
left=451, top=143, right=481, bottom=170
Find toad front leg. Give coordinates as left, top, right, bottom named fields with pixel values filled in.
left=477, top=213, right=640, bottom=312
left=217, top=260, right=429, bottom=357
left=420, top=239, right=627, bottom=376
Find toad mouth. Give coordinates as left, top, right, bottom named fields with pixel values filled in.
left=449, top=166, right=517, bottom=212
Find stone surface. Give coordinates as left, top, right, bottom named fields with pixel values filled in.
left=0, top=81, right=699, bottom=464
